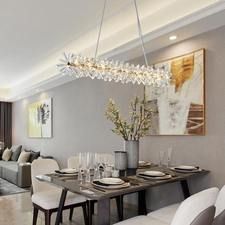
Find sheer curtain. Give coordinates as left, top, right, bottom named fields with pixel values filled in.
left=0, top=101, right=12, bottom=149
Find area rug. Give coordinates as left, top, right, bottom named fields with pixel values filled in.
left=0, top=178, right=29, bottom=196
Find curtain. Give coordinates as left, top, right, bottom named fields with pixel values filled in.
left=0, top=102, right=12, bottom=148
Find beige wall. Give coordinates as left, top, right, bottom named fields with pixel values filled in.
left=13, top=25, right=225, bottom=210
left=12, top=78, right=142, bottom=166
left=130, top=25, right=225, bottom=209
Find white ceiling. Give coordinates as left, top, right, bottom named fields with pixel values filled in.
left=0, top=0, right=225, bottom=101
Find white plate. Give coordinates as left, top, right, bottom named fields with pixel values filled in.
left=99, top=178, right=125, bottom=185
left=139, top=161, right=151, bottom=167
left=175, top=165, right=197, bottom=170
left=142, top=171, right=166, bottom=177
left=138, top=174, right=172, bottom=180
left=92, top=181, right=130, bottom=190
left=170, top=167, right=201, bottom=173
left=60, top=168, right=77, bottom=174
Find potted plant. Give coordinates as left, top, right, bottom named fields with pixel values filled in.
left=105, top=96, right=152, bottom=169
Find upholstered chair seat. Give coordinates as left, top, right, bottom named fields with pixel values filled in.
left=147, top=203, right=180, bottom=224
left=32, top=189, right=86, bottom=210
left=31, top=158, right=88, bottom=225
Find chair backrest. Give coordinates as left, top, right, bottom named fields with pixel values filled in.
left=190, top=206, right=215, bottom=225
left=212, top=185, right=225, bottom=225
left=68, top=156, right=79, bottom=169
left=31, top=158, right=59, bottom=193
left=215, top=185, right=225, bottom=217
left=171, top=187, right=219, bottom=225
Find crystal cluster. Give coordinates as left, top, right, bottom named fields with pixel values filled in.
left=57, top=53, right=171, bottom=87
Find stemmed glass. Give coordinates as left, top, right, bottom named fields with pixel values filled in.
left=86, top=152, right=94, bottom=183
left=93, top=153, right=101, bottom=179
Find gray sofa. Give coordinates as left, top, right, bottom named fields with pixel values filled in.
left=0, top=160, right=31, bottom=188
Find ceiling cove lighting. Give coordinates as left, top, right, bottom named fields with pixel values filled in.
left=169, top=35, right=177, bottom=41
left=57, top=0, right=171, bottom=87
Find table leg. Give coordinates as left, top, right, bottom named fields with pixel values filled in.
left=116, top=195, right=124, bottom=221
left=97, top=198, right=110, bottom=225
left=180, top=180, right=190, bottom=199
left=138, top=190, right=147, bottom=215
left=87, top=200, right=93, bottom=225
left=55, top=188, right=67, bottom=225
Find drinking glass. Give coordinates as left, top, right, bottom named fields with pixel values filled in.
left=78, top=152, right=84, bottom=183
left=159, top=150, right=165, bottom=167
left=93, top=153, right=101, bottom=179
left=85, top=152, right=92, bottom=183
left=166, top=147, right=173, bottom=167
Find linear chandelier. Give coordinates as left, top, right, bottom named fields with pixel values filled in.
left=57, top=0, right=171, bottom=87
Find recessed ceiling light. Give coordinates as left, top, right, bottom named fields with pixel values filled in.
left=169, top=35, right=177, bottom=41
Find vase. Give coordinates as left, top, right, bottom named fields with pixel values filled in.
left=124, top=140, right=139, bottom=169
left=114, top=151, right=127, bottom=170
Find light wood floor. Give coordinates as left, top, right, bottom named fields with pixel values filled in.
left=0, top=192, right=138, bottom=225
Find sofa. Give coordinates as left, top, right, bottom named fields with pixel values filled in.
left=0, top=145, right=42, bottom=188
left=0, top=160, right=31, bottom=188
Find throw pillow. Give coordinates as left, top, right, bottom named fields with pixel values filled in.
left=17, top=151, right=31, bottom=163
left=29, top=151, right=40, bottom=163
left=11, top=145, right=22, bottom=161
left=2, top=148, right=12, bottom=161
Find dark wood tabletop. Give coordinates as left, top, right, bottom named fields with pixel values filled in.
left=37, top=166, right=209, bottom=225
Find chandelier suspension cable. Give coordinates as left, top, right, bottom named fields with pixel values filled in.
left=133, top=0, right=149, bottom=67
left=94, top=0, right=107, bottom=59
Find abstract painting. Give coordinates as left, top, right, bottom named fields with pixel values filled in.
left=28, top=98, right=52, bottom=138
left=145, top=49, right=205, bottom=135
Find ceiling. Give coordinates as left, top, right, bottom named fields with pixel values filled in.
left=0, top=0, right=225, bottom=101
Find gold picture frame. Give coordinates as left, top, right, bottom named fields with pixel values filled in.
left=145, top=49, right=205, bottom=136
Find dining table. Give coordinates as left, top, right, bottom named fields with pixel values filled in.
left=36, top=166, right=209, bottom=225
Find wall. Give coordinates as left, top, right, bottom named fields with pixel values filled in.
left=12, top=78, right=142, bottom=166
left=13, top=25, right=225, bottom=210
left=131, top=25, right=225, bottom=209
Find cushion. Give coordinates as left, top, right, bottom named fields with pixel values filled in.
left=215, top=185, right=225, bottom=217
left=148, top=203, right=180, bottom=224
left=17, top=151, right=31, bottom=163
left=32, top=190, right=86, bottom=210
left=114, top=216, right=168, bottom=225
left=29, top=151, right=40, bottom=163
left=11, top=145, right=22, bottom=161
left=171, top=187, right=219, bottom=225
left=2, top=148, right=12, bottom=161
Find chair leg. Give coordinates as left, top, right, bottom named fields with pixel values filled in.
left=45, top=211, right=51, bottom=225
left=60, top=212, right=63, bottom=223
left=32, top=206, right=39, bottom=225
left=69, top=208, right=74, bottom=221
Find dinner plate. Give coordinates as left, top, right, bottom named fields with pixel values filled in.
left=139, top=161, right=151, bottom=167
left=92, top=180, right=130, bottom=189
left=175, top=165, right=197, bottom=170
left=170, top=166, right=201, bottom=173
left=99, top=178, right=125, bottom=185
left=60, top=168, right=77, bottom=174
left=55, top=168, right=78, bottom=176
left=142, top=170, right=166, bottom=177
left=138, top=173, right=172, bottom=180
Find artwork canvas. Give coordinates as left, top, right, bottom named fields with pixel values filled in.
left=145, top=49, right=205, bottom=135
left=28, top=98, right=52, bottom=138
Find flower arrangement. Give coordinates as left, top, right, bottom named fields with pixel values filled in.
left=105, top=96, right=152, bottom=141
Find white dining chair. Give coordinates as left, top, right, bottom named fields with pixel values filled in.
left=146, top=185, right=225, bottom=225
left=114, top=187, right=218, bottom=225
left=212, top=185, right=225, bottom=225
left=31, top=158, right=88, bottom=225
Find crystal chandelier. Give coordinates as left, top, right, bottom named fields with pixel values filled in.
left=57, top=0, right=171, bottom=87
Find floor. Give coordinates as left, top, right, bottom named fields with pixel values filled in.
left=0, top=192, right=138, bottom=225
